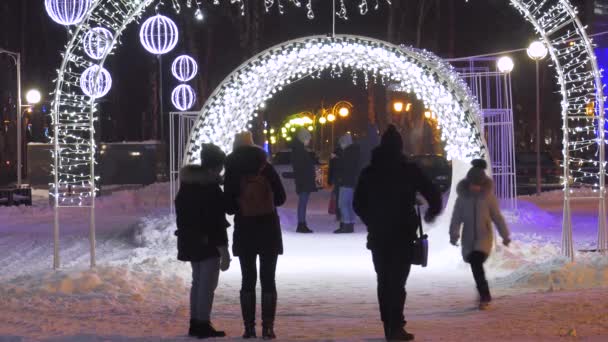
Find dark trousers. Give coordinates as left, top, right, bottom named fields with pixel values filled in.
left=371, top=247, right=412, bottom=328
left=466, top=251, right=491, bottom=300
left=239, top=254, right=279, bottom=294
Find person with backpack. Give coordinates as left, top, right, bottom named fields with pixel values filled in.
left=174, top=143, right=231, bottom=339
left=449, top=159, right=511, bottom=310
left=291, top=128, right=317, bottom=233
left=354, top=125, right=442, bottom=341
left=224, top=131, right=286, bottom=340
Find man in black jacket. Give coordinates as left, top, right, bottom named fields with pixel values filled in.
left=290, top=128, right=317, bottom=233
left=334, top=133, right=360, bottom=233
left=354, top=125, right=442, bottom=341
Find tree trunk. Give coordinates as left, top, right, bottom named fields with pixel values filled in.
left=448, top=0, right=455, bottom=57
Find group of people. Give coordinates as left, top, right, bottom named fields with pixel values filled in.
left=290, top=127, right=362, bottom=234
left=174, top=125, right=510, bottom=340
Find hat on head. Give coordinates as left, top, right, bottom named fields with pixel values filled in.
left=466, top=159, right=489, bottom=185
left=233, top=131, right=255, bottom=150
left=339, top=133, right=353, bottom=149
left=297, top=128, right=312, bottom=143
left=380, top=124, right=403, bottom=152
left=200, top=143, right=226, bottom=169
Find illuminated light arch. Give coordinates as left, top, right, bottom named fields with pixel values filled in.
left=51, top=0, right=606, bottom=263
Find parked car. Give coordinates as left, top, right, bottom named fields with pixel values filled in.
left=410, top=154, right=452, bottom=193
left=515, top=152, right=561, bottom=194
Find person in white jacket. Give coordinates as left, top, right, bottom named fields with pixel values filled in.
left=450, top=159, right=511, bottom=309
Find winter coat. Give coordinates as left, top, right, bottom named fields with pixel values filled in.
left=354, top=146, right=442, bottom=250
left=449, top=178, right=510, bottom=261
left=337, top=143, right=361, bottom=188
left=174, top=165, right=230, bottom=262
left=290, top=139, right=317, bottom=194
left=224, top=145, right=287, bottom=256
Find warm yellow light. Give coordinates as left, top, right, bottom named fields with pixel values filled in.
left=319, top=117, right=327, bottom=124
left=338, top=107, right=350, bottom=117
left=270, top=128, right=275, bottom=134
left=307, top=126, right=314, bottom=131
left=263, top=129, right=268, bottom=134
left=405, top=103, right=412, bottom=112
left=290, top=127, right=296, bottom=132
left=393, top=101, right=404, bottom=113
left=424, top=111, right=432, bottom=119
left=327, top=114, right=336, bottom=122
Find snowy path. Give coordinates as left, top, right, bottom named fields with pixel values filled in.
left=1, top=183, right=608, bottom=340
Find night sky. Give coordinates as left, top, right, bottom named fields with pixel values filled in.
left=0, top=0, right=594, bottom=151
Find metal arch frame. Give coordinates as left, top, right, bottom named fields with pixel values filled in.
left=51, top=0, right=605, bottom=270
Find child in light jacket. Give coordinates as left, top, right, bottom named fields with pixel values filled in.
left=450, top=159, right=510, bottom=309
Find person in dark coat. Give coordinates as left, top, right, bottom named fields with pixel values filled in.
left=224, top=131, right=286, bottom=340
left=353, top=125, right=442, bottom=341
left=334, top=133, right=361, bottom=233
left=290, top=128, right=317, bottom=233
left=174, top=143, right=230, bottom=339
left=327, top=144, right=343, bottom=222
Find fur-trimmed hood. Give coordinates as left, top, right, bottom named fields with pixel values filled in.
left=456, top=177, right=493, bottom=197
left=179, top=165, right=222, bottom=185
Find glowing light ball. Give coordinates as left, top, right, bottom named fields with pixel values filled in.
left=83, top=27, right=114, bottom=60
left=139, top=15, right=179, bottom=55
left=80, top=65, right=112, bottom=98
left=172, top=84, right=196, bottom=111
left=171, top=55, right=198, bottom=82
left=527, top=41, right=548, bottom=61
left=45, top=0, right=92, bottom=26
left=497, top=56, right=514, bottom=73
left=26, top=90, right=42, bottom=104
left=338, top=107, right=350, bottom=117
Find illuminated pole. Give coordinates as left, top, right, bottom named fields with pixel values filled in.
left=527, top=41, right=548, bottom=196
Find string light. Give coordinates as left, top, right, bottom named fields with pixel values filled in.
left=45, top=0, right=92, bottom=26
left=172, top=84, right=196, bottom=111
left=80, top=65, right=112, bottom=98
left=171, top=55, right=198, bottom=82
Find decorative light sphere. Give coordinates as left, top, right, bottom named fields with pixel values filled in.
left=139, top=15, right=179, bottom=55
left=83, top=27, right=114, bottom=60
left=45, top=0, right=92, bottom=26
left=497, top=56, right=514, bottom=73
left=80, top=65, right=112, bottom=98
left=26, top=90, right=42, bottom=104
left=172, top=84, right=196, bottom=111
left=527, top=41, right=548, bottom=61
left=171, top=55, right=198, bottom=82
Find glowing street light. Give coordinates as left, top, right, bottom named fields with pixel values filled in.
left=327, top=113, right=336, bottom=122
left=497, top=56, right=514, bottom=73
left=424, top=110, right=432, bottom=119
left=26, top=89, right=41, bottom=104
left=527, top=41, right=548, bottom=61
left=338, top=106, right=350, bottom=117
left=319, top=117, right=327, bottom=124
left=527, top=40, right=548, bottom=197
left=393, top=101, right=404, bottom=113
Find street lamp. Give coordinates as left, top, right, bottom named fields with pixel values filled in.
left=497, top=56, right=514, bottom=73
left=527, top=40, right=548, bottom=196
left=338, top=106, right=350, bottom=117
left=26, top=89, right=41, bottom=105
left=393, top=101, right=404, bottom=113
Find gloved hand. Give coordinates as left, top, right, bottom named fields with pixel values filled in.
left=502, top=238, right=511, bottom=247
left=218, top=246, right=231, bottom=272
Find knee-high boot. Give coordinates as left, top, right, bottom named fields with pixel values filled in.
left=261, top=292, right=277, bottom=340
left=240, top=291, right=257, bottom=338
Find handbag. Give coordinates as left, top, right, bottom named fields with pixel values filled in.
left=411, top=206, right=429, bottom=267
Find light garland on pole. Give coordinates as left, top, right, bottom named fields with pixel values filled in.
left=172, top=84, right=196, bottom=111
left=139, top=14, right=179, bottom=55
left=45, top=0, right=92, bottom=26
left=83, top=27, right=114, bottom=60
left=80, top=65, right=112, bottom=98
left=171, top=55, right=198, bottom=82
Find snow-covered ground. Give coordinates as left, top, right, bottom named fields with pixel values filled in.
left=1, top=182, right=607, bottom=341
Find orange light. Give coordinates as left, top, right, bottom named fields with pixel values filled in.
left=327, top=114, right=336, bottom=122
left=338, top=107, right=350, bottom=117
left=424, top=111, right=432, bottom=119
left=393, top=101, right=404, bottom=113
left=319, top=117, right=327, bottom=124
left=405, top=103, right=412, bottom=112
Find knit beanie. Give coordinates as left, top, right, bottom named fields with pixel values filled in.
left=380, top=124, right=403, bottom=153
left=233, top=131, right=255, bottom=150
left=466, top=159, right=489, bottom=185
left=200, top=143, right=226, bottom=169
left=297, top=128, right=312, bottom=144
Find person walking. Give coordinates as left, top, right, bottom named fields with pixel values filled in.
left=449, top=159, right=511, bottom=310
left=174, top=143, right=231, bottom=339
left=334, top=133, right=360, bottom=234
left=291, top=128, right=317, bottom=233
left=224, top=132, right=287, bottom=339
left=354, top=125, right=442, bottom=341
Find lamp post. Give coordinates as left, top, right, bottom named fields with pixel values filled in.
left=527, top=41, right=548, bottom=196
left=327, top=113, right=336, bottom=150
left=21, top=89, right=41, bottom=184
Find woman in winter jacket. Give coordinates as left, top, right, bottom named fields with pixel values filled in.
left=449, top=159, right=511, bottom=309
left=174, top=143, right=231, bottom=338
left=224, top=131, right=286, bottom=340
left=290, top=128, right=317, bottom=233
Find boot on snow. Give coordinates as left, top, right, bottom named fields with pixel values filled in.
left=188, top=319, right=225, bottom=339
left=262, top=292, right=277, bottom=340
left=296, top=223, right=314, bottom=233
left=334, top=223, right=354, bottom=234
left=240, top=291, right=257, bottom=338
left=384, top=321, right=414, bottom=341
